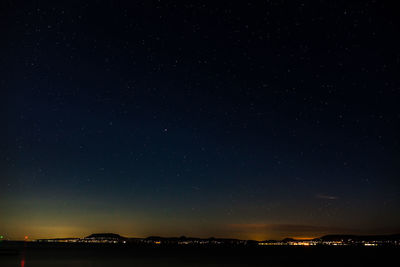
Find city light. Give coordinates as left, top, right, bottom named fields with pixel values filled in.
left=29, top=234, right=400, bottom=247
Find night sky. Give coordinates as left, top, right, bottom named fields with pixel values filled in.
left=1, top=1, right=399, bottom=241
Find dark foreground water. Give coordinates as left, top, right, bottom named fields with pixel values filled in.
left=0, top=242, right=398, bottom=267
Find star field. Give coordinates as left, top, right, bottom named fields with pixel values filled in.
left=0, top=1, right=399, bottom=240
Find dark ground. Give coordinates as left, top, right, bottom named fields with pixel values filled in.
left=0, top=241, right=398, bottom=267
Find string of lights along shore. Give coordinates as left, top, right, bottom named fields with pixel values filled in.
left=1, top=1, right=399, bottom=241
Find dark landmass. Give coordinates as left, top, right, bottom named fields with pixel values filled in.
left=86, top=233, right=125, bottom=240
left=2, top=232, right=399, bottom=247
left=1, top=240, right=399, bottom=267
left=316, top=234, right=400, bottom=242
left=1, top=233, right=399, bottom=266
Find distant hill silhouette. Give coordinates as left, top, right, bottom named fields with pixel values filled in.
left=85, top=233, right=126, bottom=240
left=316, top=234, right=400, bottom=242
left=258, top=233, right=400, bottom=243
left=281, top=238, right=296, bottom=242
left=84, top=233, right=400, bottom=243
left=33, top=232, right=400, bottom=244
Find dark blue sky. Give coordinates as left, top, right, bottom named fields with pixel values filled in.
left=1, top=1, right=399, bottom=240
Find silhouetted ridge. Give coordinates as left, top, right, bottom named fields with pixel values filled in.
left=317, top=234, right=400, bottom=241
left=281, top=238, right=295, bottom=242
left=85, top=233, right=125, bottom=240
